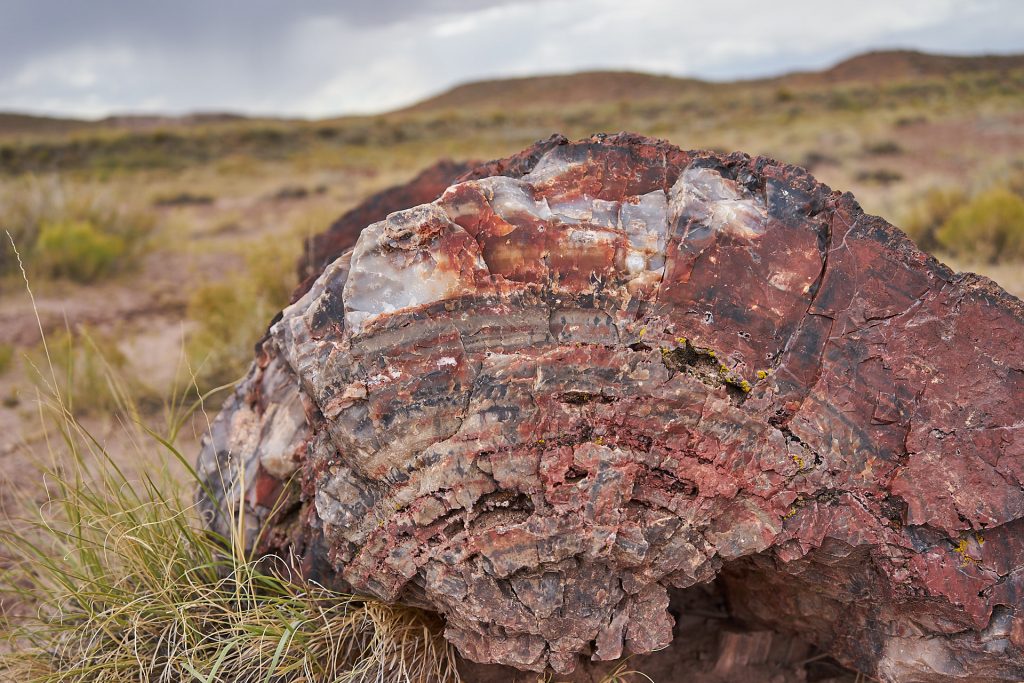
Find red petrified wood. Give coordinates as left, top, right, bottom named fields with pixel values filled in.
left=198, top=133, right=1024, bottom=682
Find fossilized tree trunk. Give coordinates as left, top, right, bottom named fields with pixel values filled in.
left=198, top=134, right=1024, bottom=681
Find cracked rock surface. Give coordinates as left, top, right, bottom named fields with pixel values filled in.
left=197, top=133, right=1024, bottom=681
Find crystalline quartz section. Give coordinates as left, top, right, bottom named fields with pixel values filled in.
left=521, top=145, right=583, bottom=185
left=548, top=195, right=620, bottom=228
left=670, top=166, right=767, bottom=240
left=343, top=205, right=475, bottom=331
left=620, top=190, right=669, bottom=273
left=483, top=177, right=553, bottom=224
left=342, top=152, right=774, bottom=333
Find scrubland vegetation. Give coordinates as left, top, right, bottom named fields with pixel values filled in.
left=0, top=176, right=154, bottom=283
left=0, top=51, right=1022, bottom=681
left=185, top=220, right=316, bottom=392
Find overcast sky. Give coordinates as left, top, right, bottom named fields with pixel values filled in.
left=2, top=0, right=1022, bottom=119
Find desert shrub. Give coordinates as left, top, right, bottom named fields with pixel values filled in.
left=185, top=280, right=275, bottom=392
left=894, top=115, right=927, bottom=127
left=186, top=238, right=299, bottom=393
left=863, top=140, right=903, bottom=155
left=270, top=184, right=310, bottom=201
left=2, top=386, right=17, bottom=408
left=0, top=343, right=13, bottom=375
left=774, top=87, right=795, bottom=103
left=800, top=151, right=840, bottom=170
left=0, top=175, right=154, bottom=281
left=1005, top=166, right=1024, bottom=198
left=152, top=191, right=215, bottom=207
left=33, top=219, right=126, bottom=282
left=901, top=187, right=968, bottom=252
left=936, top=188, right=1024, bottom=263
left=185, top=203, right=334, bottom=394
left=827, top=90, right=863, bottom=111
left=855, top=168, right=904, bottom=185
left=245, top=237, right=304, bottom=306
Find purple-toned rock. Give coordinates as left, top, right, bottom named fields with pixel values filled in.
left=198, top=133, right=1024, bottom=681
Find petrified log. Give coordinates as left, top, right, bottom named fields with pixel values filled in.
left=197, top=133, right=1024, bottom=681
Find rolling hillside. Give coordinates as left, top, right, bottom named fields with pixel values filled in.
left=398, top=71, right=711, bottom=113
left=402, top=49, right=1024, bottom=112
left=2, top=49, right=1022, bottom=137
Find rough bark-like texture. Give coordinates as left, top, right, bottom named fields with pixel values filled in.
left=295, top=158, right=477, bottom=296
left=457, top=582, right=858, bottom=682
left=198, top=133, right=1024, bottom=681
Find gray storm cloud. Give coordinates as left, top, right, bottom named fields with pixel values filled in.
left=0, top=0, right=1021, bottom=118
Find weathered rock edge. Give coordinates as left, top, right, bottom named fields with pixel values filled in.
left=197, top=133, right=1024, bottom=681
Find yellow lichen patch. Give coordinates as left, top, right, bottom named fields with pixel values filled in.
left=593, top=436, right=604, bottom=446
left=783, top=507, right=798, bottom=519
left=535, top=438, right=546, bottom=445
left=739, top=380, right=752, bottom=393
left=756, top=369, right=771, bottom=380
left=638, top=327, right=647, bottom=338
left=953, top=538, right=981, bottom=566
left=791, top=453, right=806, bottom=469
